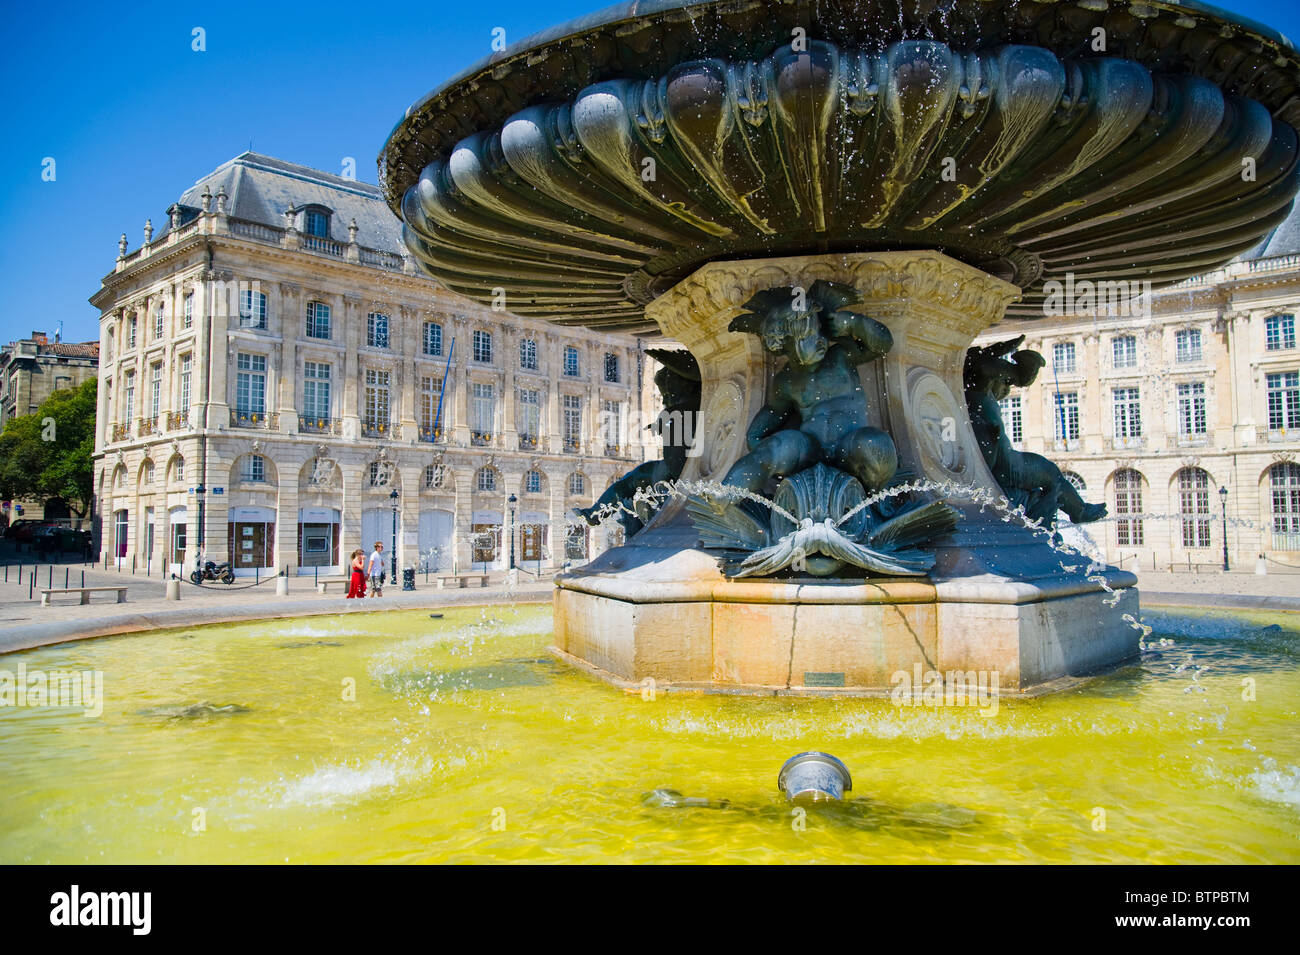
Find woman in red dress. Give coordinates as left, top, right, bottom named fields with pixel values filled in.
left=346, top=548, right=367, bottom=599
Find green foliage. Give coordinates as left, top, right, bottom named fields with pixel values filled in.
left=0, top=378, right=97, bottom=515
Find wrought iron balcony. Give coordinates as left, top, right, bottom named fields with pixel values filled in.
left=110, top=422, right=129, bottom=443
left=518, top=433, right=539, bottom=451
left=230, top=408, right=277, bottom=429
left=138, top=417, right=158, bottom=437
left=166, top=411, right=190, bottom=431
left=563, top=437, right=582, bottom=453
left=470, top=430, right=493, bottom=447
left=418, top=425, right=445, bottom=443
left=361, top=419, right=393, bottom=438
left=299, top=415, right=340, bottom=435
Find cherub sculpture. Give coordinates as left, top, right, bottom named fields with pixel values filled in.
left=963, top=336, right=1106, bottom=526
left=576, top=349, right=701, bottom=534
left=722, top=280, right=897, bottom=494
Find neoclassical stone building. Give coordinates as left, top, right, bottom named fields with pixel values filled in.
left=972, top=211, right=1300, bottom=572
left=90, top=153, right=657, bottom=576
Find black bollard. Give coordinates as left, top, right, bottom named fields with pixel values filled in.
left=81, top=570, right=85, bottom=587
left=64, top=568, right=69, bottom=589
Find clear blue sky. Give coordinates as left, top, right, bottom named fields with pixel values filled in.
left=1, top=0, right=1297, bottom=346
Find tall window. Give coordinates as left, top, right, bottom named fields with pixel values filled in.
left=364, top=369, right=390, bottom=434
left=303, top=361, right=331, bottom=421
left=153, top=306, right=164, bottom=340
left=471, top=382, right=495, bottom=440
left=601, top=399, right=624, bottom=452
left=1177, top=382, right=1206, bottom=435
left=419, top=375, right=443, bottom=437
left=520, top=338, right=537, bottom=370
left=604, top=352, right=620, bottom=383
left=524, top=470, right=542, bottom=494
left=236, top=353, right=266, bottom=416
left=183, top=292, right=194, bottom=329
left=563, top=394, right=582, bottom=451
left=1267, top=371, right=1300, bottom=431
left=149, top=363, right=162, bottom=420
left=124, top=371, right=136, bottom=423
left=1052, top=342, right=1075, bottom=373
left=563, top=346, right=580, bottom=377
left=303, top=209, right=329, bottom=238
left=518, top=388, right=540, bottom=445
left=1265, top=314, right=1296, bottom=351
left=178, top=355, right=192, bottom=415
left=476, top=467, right=496, bottom=492
left=568, top=473, right=585, bottom=496
left=1271, top=462, right=1300, bottom=549
left=1177, top=468, right=1211, bottom=548
left=306, top=301, right=331, bottom=339
left=1112, top=335, right=1137, bottom=369
left=472, top=330, right=492, bottom=363
left=367, top=312, right=389, bottom=348
left=1054, top=392, right=1079, bottom=442
left=1175, top=328, right=1202, bottom=363
left=1114, top=469, right=1144, bottom=547
left=241, top=455, right=266, bottom=483
left=1113, top=387, right=1142, bottom=440
left=174, top=457, right=185, bottom=483
left=998, top=395, right=1023, bottom=445
left=128, top=315, right=137, bottom=348
left=422, top=321, right=443, bottom=356
left=240, top=290, right=267, bottom=329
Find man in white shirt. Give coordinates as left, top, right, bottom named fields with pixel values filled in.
left=367, top=541, right=385, bottom=596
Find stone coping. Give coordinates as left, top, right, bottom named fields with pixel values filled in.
left=554, top=568, right=1137, bottom=606
left=1141, top=592, right=1300, bottom=614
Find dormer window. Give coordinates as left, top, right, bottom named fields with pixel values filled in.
left=303, top=208, right=330, bottom=238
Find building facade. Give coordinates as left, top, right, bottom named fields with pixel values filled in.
left=972, top=218, right=1300, bottom=573
left=90, top=153, right=657, bottom=577
left=0, top=331, right=99, bottom=427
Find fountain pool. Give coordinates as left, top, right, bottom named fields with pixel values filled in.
left=1, top=605, right=1296, bottom=863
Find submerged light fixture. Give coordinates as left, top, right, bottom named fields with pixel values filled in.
left=778, top=753, right=853, bottom=804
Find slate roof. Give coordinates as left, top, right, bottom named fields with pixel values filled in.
left=151, top=152, right=405, bottom=254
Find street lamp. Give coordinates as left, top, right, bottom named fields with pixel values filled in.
left=389, top=488, right=399, bottom=581
left=507, top=493, right=517, bottom=570
left=1219, top=486, right=1230, bottom=572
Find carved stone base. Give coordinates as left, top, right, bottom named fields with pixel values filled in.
left=557, top=250, right=1139, bottom=693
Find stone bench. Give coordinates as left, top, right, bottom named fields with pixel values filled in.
left=40, top=586, right=128, bottom=607
left=437, top=575, right=490, bottom=589
left=316, top=577, right=353, bottom=594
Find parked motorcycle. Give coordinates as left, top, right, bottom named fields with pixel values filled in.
left=190, top=555, right=236, bottom=585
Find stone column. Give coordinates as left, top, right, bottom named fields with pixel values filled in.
left=275, top=465, right=299, bottom=574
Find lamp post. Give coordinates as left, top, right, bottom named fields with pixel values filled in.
left=1219, top=485, right=1230, bottom=572
left=389, top=488, right=399, bottom=580
left=507, top=493, right=517, bottom=570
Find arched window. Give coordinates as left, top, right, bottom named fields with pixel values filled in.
left=142, top=461, right=155, bottom=486
left=1176, top=467, right=1211, bottom=548
left=1062, top=471, right=1085, bottom=492
left=425, top=464, right=446, bottom=490
left=173, top=456, right=185, bottom=483
left=476, top=467, right=497, bottom=492
left=241, top=455, right=266, bottom=483
left=1271, top=462, right=1300, bottom=550
left=568, top=472, right=585, bottom=496
left=524, top=470, right=542, bottom=494
left=1113, top=469, right=1144, bottom=546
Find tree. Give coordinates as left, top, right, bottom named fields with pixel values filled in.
left=0, top=378, right=97, bottom=517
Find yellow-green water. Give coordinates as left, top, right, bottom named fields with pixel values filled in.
left=1, top=604, right=1297, bottom=863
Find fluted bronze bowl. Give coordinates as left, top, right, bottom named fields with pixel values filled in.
left=379, top=0, right=1300, bottom=331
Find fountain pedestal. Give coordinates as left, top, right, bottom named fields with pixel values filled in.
left=554, top=252, right=1138, bottom=694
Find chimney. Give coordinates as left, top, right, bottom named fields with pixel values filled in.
left=31, top=331, right=47, bottom=345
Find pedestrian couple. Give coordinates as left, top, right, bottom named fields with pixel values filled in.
left=346, top=541, right=387, bottom=599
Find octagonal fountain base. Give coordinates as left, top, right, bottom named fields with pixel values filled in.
left=553, top=552, right=1138, bottom=696
left=554, top=250, right=1140, bottom=695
